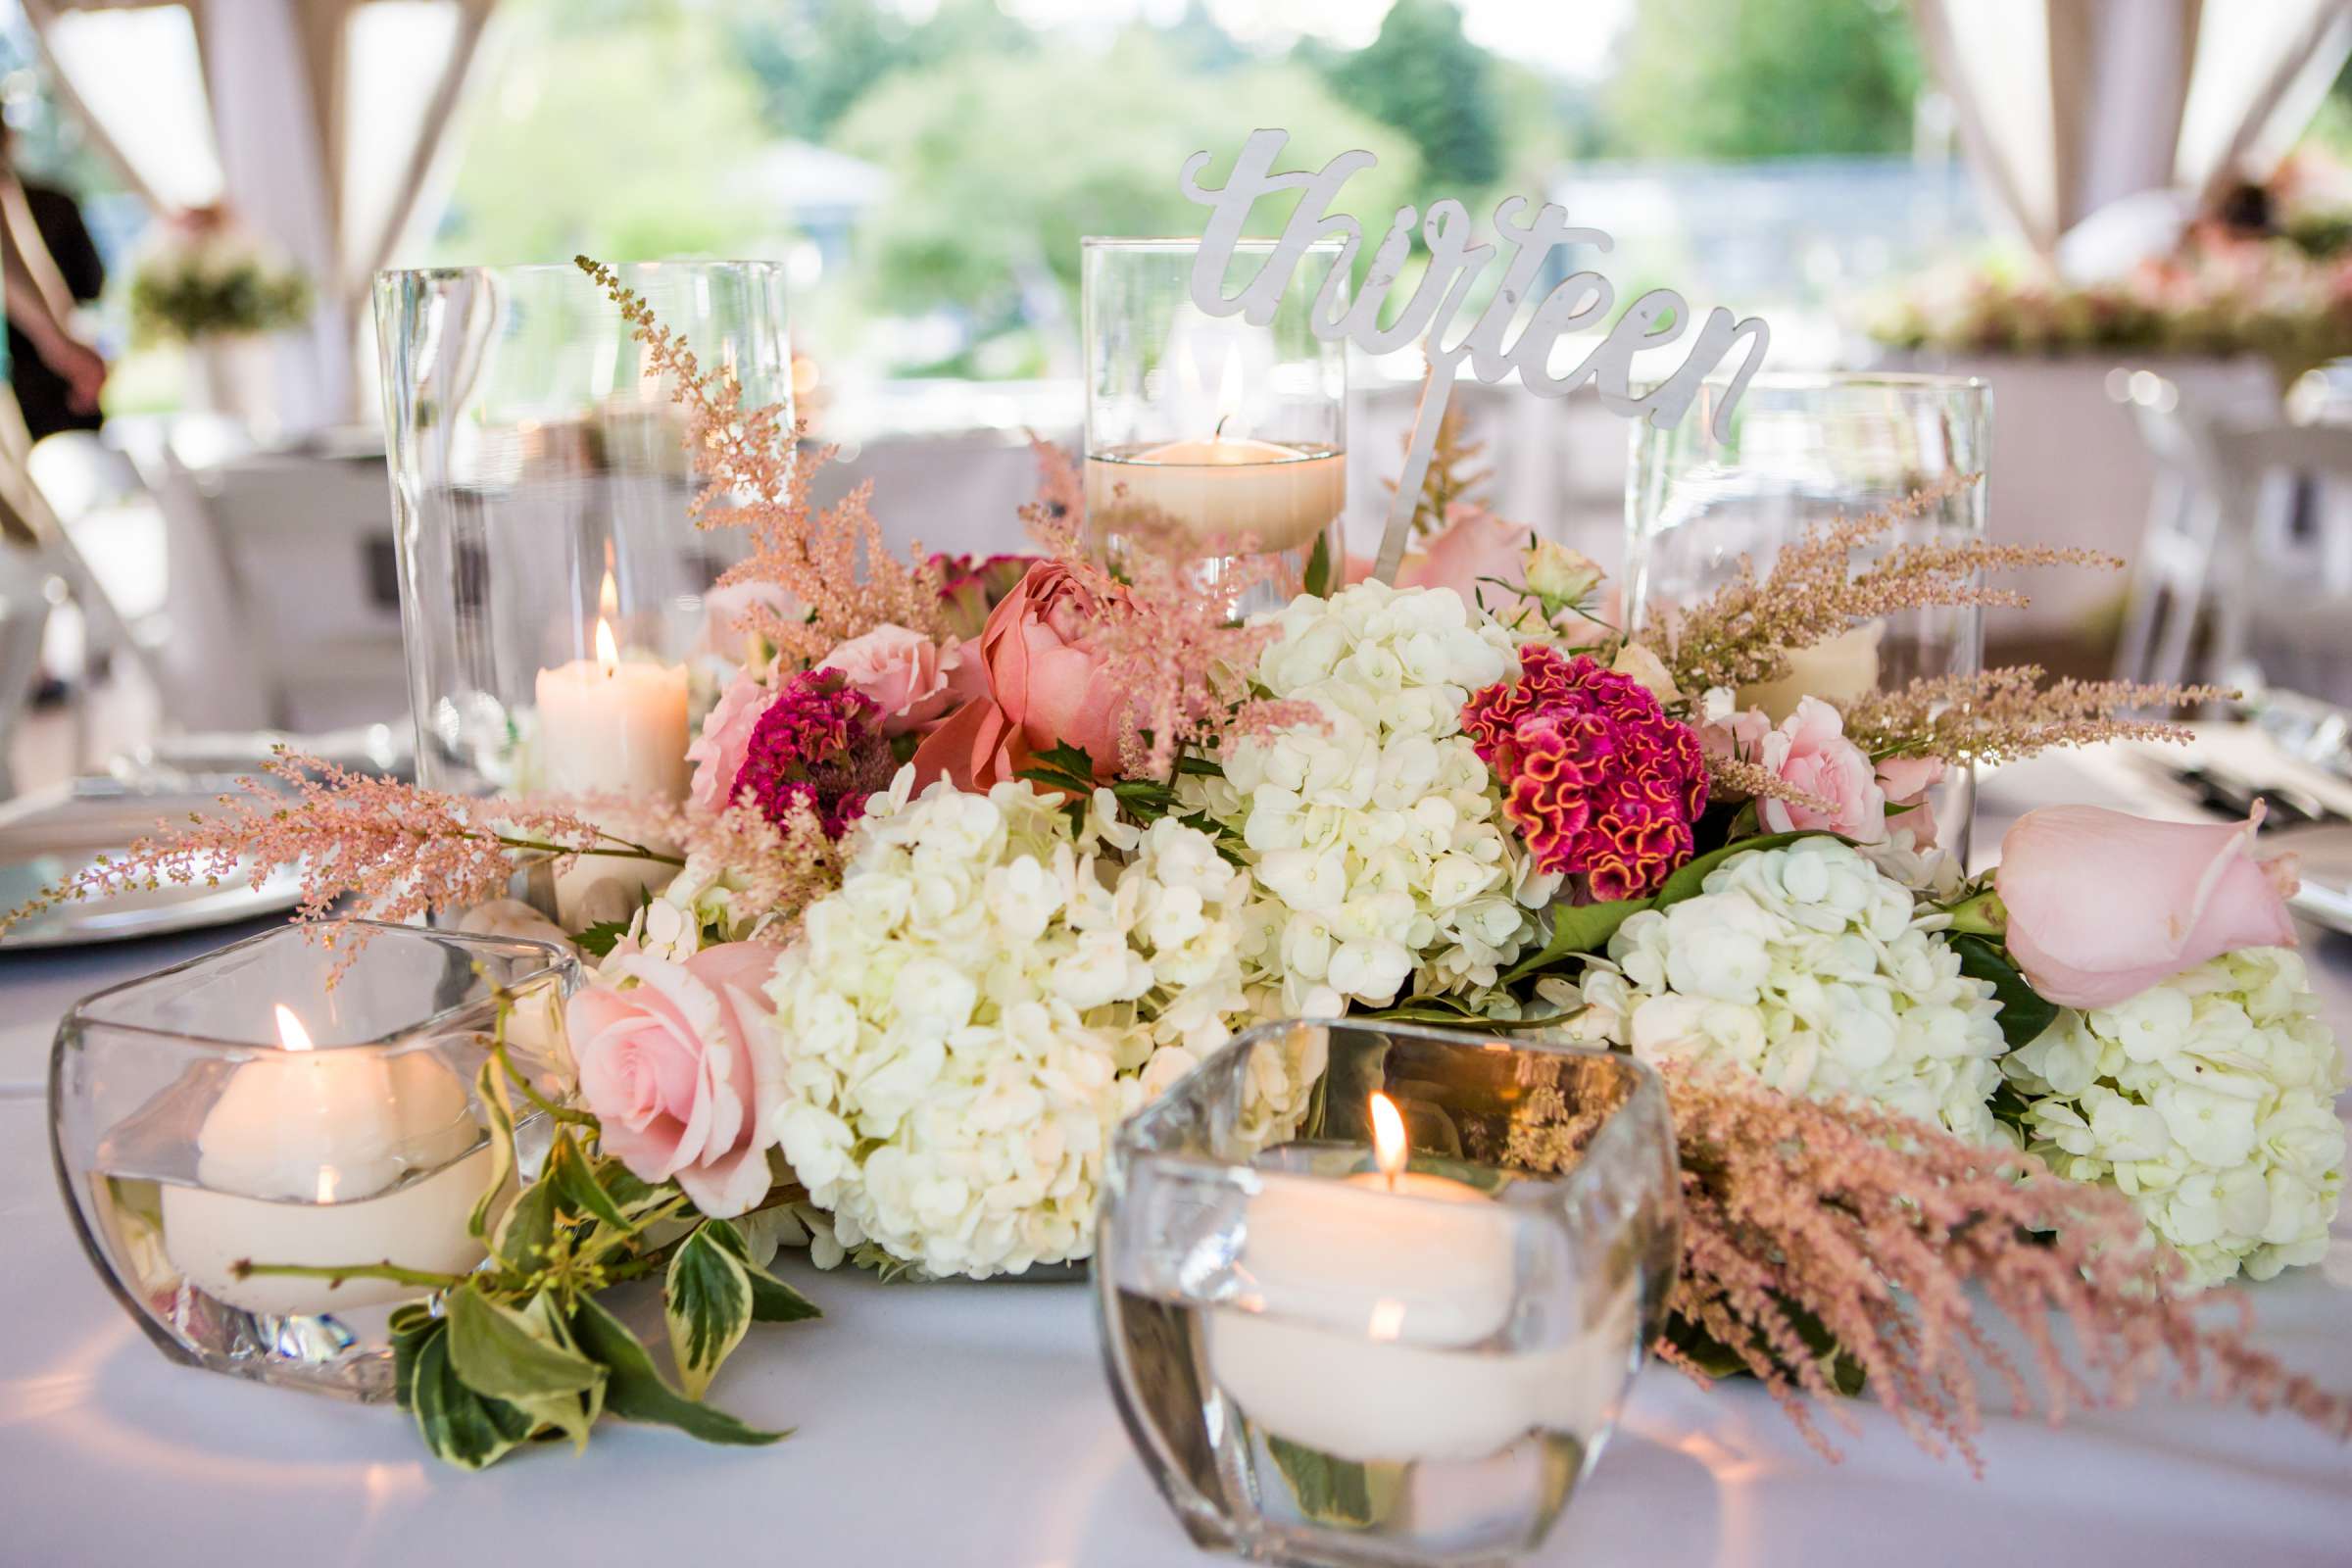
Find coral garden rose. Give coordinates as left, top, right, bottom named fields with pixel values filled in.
left=816, top=623, right=981, bottom=736
left=913, top=561, right=1124, bottom=789
left=568, top=941, right=783, bottom=1218
left=1995, top=805, right=2299, bottom=1008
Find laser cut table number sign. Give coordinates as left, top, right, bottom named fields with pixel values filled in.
left=1165, top=128, right=1772, bottom=583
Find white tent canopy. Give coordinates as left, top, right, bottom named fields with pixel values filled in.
left=1911, top=0, right=2352, bottom=261
left=23, top=0, right=500, bottom=428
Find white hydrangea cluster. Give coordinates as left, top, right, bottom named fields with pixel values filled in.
left=2001, top=946, right=2345, bottom=1289
left=1567, top=836, right=2009, bottom=1144
left=625, top=859, right=772, bottom=961
left=762, top=771, right=1310, bottom=1280
left=1180, top=580, right=1559, bottom=1012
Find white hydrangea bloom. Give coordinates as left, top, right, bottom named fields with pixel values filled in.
left=1181, top=580, right=1560, bottom=1012
left=1571, top=835, right=2009, bottom=1144
left=763, top=772, right=1305, bottom=1280
left=615, top=858, right=775, bottom=964
left=2002, top=946, right=2346, bottom=1290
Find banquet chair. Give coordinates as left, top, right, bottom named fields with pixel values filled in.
left=2118, top=377, right=2352, bottom=697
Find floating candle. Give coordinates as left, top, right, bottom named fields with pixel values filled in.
left=159, top=1004, right=496, bottom=1317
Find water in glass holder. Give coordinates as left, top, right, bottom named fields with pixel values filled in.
left=1082, top=238, right=1348, bottom=615
left=1096, top=1021, right=1680, bottom=1568
left=50, top=922, right=580, bottom=1400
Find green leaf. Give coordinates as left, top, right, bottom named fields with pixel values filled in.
left=494, top=1174, right=562, bottom=1269
left=1028, top=741, right=1098, bottom=780
left=1650, top=829, right=1823, bottom=907
left=708, top=1218, right=823, bottom=1324
left=447, top=1282, right=605, bottom=1401
left=469, top=1056, right=517, bottom=1240
left=1950, top=932, right=2060, bottom=1051
left=601, top=1164, right=679, bottom=1220
left=1302, top=530, right=1334, bottom=598
left=569, top=1296, right=790, bottom=1447
left=408, top=1316, right=540, bottom=1471
left=574, top=918, right=632, bottom=958
left=665, top=1222, right=756, bottom=1399
left=1267, top=1435, right=1375, bottom=1525
left=547, top=1130, right=631, bottom=1231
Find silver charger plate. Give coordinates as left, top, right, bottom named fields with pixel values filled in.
left=0, top=850, right=304, bottom=949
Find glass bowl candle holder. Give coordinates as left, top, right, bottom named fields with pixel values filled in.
left=1083, top=238, right=1348, bottom=614
left=374, top=262, right=792, bottom=924
left=1096, top=1020, right=1680, bottom=1568
left=49, top=920, right=581, bottom=1402
left=1626, top=371, right=1990, bottom=859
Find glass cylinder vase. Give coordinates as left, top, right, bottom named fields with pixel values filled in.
left=373, top=261, right=792, bottom=925
left=1626, top=372, right=1990, bottom=862
left=1097, top=1019, right=1680, bottom=1568
left=1083, top=238, right=1348, bottom=613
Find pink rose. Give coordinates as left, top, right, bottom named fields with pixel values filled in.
left=1876, top=754, right=1947, bottom=849
left=567, top=942, right=782, bottom=1218
left=1754, top=697, right=1886, bottom=840
left=1994, top=806, right=2299, bottom=1008
left=686, top=662, right=777, bottom=813
left=817, top=624, right=981, bottom=737
left=1399, top=503, right=1535, bottom=610
left=914, top=561, right=1124, bottom=787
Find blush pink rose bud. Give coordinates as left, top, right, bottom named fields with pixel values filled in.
left=568, top=942, right=782, bottom=1218
left=685, top=662, right=777, bottom=813
left=1995, top=805, right=2299, bottom=1008
left=816, top=623, right=981, bottom=737
left=1875, top=754, right=1946, bottom=848
left=1754, top=696, right=1886, bottom=841
left=1397, top=503, right=1534, bottom=611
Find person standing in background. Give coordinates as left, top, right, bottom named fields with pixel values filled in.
left=0, top=120, right=104, bottom=443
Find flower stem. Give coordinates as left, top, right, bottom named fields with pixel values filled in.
left=232, top=1258, right=470, bottom=1292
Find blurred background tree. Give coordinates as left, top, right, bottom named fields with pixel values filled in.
left=1603, top=0, right=1922, bottom=160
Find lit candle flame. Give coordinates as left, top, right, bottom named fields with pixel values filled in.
left=1213, top=350, right=1246, bottom=442
left=595, top=616, right=619, bottom=676
left=1369, top=1091, right=1406, bottom=1193
left=598, top=563, right=618, bottom=618
left=273, top=1003, right=315, bottom=1054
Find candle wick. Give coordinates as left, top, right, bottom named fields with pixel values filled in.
left=1213, top=413, right=1229, bottom=442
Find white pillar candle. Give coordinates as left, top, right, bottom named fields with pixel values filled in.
left=534, top=606, right=691, bottom=927
left=1085, top=436, right=1343, bottom=555
left=160, top=1006, right=499, bottom=1317
left=1207, top=1093, right=1635, bottom=1465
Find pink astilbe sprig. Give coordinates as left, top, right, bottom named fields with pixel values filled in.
left=1509, top=1058, right=2352, bottom=1469
left=1023, top=439, right=1302, bottom=780
left=576, top=257, right=948, bottom=660
left=637, top=793, right=844, bottom=939
left=0, top=750, right=677, bottom=961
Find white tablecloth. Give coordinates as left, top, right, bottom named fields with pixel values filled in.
left=2, top=756, right=2347, bottom=1566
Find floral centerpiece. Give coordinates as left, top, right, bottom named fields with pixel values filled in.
left=128, top=211, right=315, bottom=345
left=24, top=258, right=2348, bottom=1472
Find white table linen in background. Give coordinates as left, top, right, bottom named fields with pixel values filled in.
left=0, top=753, right=2346, bottom=1566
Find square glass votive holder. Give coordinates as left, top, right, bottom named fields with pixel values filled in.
left=49, top=920, right=581, bottom=1402
left=1095, top=1020, right=1681, bottom=1568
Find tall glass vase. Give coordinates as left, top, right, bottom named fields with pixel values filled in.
left=1627, top=372, right=1990, bottom=862
left=1082, top=238, right=1347, bottom=613
left=372, top=261, right=793, bottom=924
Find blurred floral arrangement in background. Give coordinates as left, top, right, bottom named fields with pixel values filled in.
left=127, top=209, right=315, bottom=345
left=1864, top=152, right=2352, bottom=382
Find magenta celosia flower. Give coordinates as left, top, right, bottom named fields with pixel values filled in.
left=730, top=669, right=891, bottom=839
left=1462, top=646, right=1708, bottom=900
